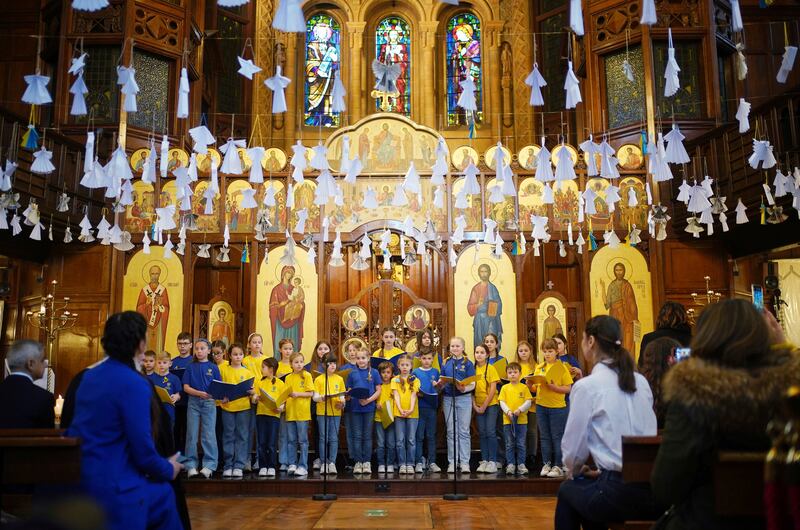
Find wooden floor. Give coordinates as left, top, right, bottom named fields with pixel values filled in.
left=187, top=496, right=556, bottom=530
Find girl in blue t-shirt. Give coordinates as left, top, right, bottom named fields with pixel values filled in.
left=436, top=337, right=476, bottom=474
left=183, top=338, right=221, bottom=478
left=345, top=348, right=382, bottom=474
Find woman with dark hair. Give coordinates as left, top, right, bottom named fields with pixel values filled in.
left=555, top=315, right=660, bottom=529
left=638, top=337, right=681, bottom=428
left=639, top=301, right=691, bottom=363
left=67, top=311, right=183, bottom=530
left=651, top=300, right=800, bottom=530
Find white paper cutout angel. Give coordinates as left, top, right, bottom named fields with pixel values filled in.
left=640, top=0, right=657, bottom=25
left=22, top=74, right=52, bottom=105
left=116, top=66, right=139, bottom=112
left=372, top=57, right=401, bottom=95
left=331, top=70, right=346, bottom=113
left=663, top=29, right=681, bottom=97
left=463, top=163, right=481, bottom=194
left=265, top=66, right=291, bottom=113
left=159, top=135, right=169, bottom=178
left=290, top=141, right=307, bottom=183
left=272, top=0, right=305, bottom=32
left=177, top=67, right=190, bottom=119
left=777, top=45, right=797, bottom=84
left=189, top=125, right=216, bottom=154
left=220, top=138, right=246, bottom=175
left=217, top=246, right=231, bottom=263
left=31, top=147, right=55, bottom=175
left=569, top=0, right=584, bottom=35
left=525, top=63, right=547, bottom=106
left=237, top=56, right=262, bottom=79
left=197, top=243, right=211, bottom=258
left=457, top=74, right=478, bottom=111
left=664, top=122, right=690, bottom=164
left=736, top=98, right=751, bottom=133
left=564, top=61, right=582, bottom=109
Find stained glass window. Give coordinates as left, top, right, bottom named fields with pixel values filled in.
left=128, top=50, right=169, bottom=134
left=446, top=13, right=483, bottom=126
left=375, top=16, right=411, bottom=115
left=217, top=15, right=243, bottom=114
left=653, top=40, right=703, bottom=119
left=74, top=45, right=120, bottom=124
left=605, top=45, right=645, bottom=129
left=304, top=13, right=341, bottom=127
left=541, top=12, right=566, bottom=112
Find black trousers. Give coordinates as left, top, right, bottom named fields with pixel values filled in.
left=174, top=405, right=188, bottom=456
left=555, top=470, right=660, bottom=530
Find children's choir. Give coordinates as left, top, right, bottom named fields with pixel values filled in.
left=144, top=327, right=580, bottom=478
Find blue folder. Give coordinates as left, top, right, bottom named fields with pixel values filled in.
left=208, top=378, right=254, bottom=401
left=348, top=386, right=372, bottom=400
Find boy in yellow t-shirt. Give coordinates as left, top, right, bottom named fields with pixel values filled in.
left=498, top=362, right=533, bottom=475
left=374, top=361, right=396, bottom=473
left=284, top=352, right=314, bottom=476
left=312, top=354, right=346, bottom=474
left=219, top=344, right=256, bottom=478
left=532, top=338, right=573, bottom=478
left=390, top=355, right=421, bottom=474
left=251, top=357, right=285, bottom=477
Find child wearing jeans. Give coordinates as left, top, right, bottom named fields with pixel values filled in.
left=182, top=338, right=221, bottom=478
left=284, top=351, right=314, bottom=476
left=346, top=348, right=382, bottom=474
left=253, top=357, right=285, bottom=477
left=391, top=355, right=420, bottom=474
left=312, top=353, right=345, bottom=474
left=473, top=344, right=500, bottom=473
left=498, top=361, right=533, bottom=475
left=412, top=349, right=440, bottom=473
left=374, top=362, right=396, bottom=474
left=219, top=343, right=255, bottom=479
left=533, top=338, right=573, bottom=478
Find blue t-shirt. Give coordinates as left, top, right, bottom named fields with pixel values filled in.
left=148, top=372, right=181, bottom=422
left=441, top=356, right=476, bottom=397
left=560, top=354, right=581, bottom=369
left=346, top=366, right=381, bottom=413
left=170, top=355, right=194, bottom=407
left=183, top=360, right=220, bottom=394
left=340, top=362, right=355, bottom=412
left=412, top=366, right=440, bottom=409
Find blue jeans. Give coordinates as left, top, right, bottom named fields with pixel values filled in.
left=415, top=406, right=437, bottom=465
left=256, top=415, right=280, bottom=470
left=278, top=413, right=288, bottom=466
left=286, top=420, right=308, bottom=469
left=443, top=395, right=472, bottom=466
left=537, top=404, right=568, bottom=466
left=503, top=421, right=528, bottom=467
left=350, top=412, right=373, bottom=463
left=394, top=417, right=418, bottom=466
left=375, top=422, right=396, bottom=466
left=221, top=408, right=252, bottom=470
left=343, top=411, right=356, bottom=462
left=185, top=396, right=218, bottom=470
left=476, top=404, right=499, bottom=463
left=316, top=415, right=341, bottom=464
left=526, top=410, right=538, bottom=462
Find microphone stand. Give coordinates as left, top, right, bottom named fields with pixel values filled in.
left=313, top=363, right=337, bottom=501
left=443, top=356, right=467, bottom=501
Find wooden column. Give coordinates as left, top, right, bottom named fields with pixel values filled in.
left=484, top=21, right=505, bottom=135
left=347, top=22, right=366, bottom=122
left=285, top=33, right=298, bottom=142
left=420, top=21, right=438, bottom=129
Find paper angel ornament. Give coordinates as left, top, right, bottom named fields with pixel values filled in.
left=530, top=215, right=549, bottom=241
left=652, top=133, right=674, bottom=182
left=119, top=180, right=134, bottom=206
left=762, top=182, right=775, bottom=206
left=640, top=0, right=657, bottom=24
left=735, top=43, right=748, bottom=81
left=493, top=236, right=504, bottom=259
left=175, top=238, right=186, bottom=256
left=463, top=163, right=481, bottom=194
left=454, top=189, right=468, bottom=209
left=358, top=186, right=376, bottom=210
left=330, top=230, right=345, bottom=267
left=265, top=66, right=291, bottom=113
left=431, top=138, right=449, bottom=185
left=483, top=218, right=498, bottom=244
left=627, top=187, right=639, bottom=208
left=290, top=141, right=307, bottom=183
left=628, top=225, right=642, bottom=246
left=777, top=45, right=797, bottom=84
left=391, top=184, right=409, bottom=207
left=676, top=180, right=692, bottom=203
left=56, top=192, right=70, bottom=213
left=582, top=186, right=597, bottom=215
left=238, top=188, right=257, bottom=209
left=61, top=222, right=73, bottom=243
left=774, top=170, right=789, bottom=198
left=569, top=0, right=584, bottom=35
left=564, top=61, right=582, bottom=109
left=622, top=59, right=635, bottom=83
left=83, top=131, right=95, bottom=174
left=433, top=186, right=445, bottom=209
left=70, top=70, right=88, bottom=116
left=598, top=140, right=620, bottom=180
left=579, top=136, right=600, bottom=176
left=452, top=215, right=467, bottom=245
left=220, top=138, right=246, bottom=175
left=605, top=184, right=621, bottom=212
left=685, top=216, right=704, bottom=237
left=79, top=158, right=104, bottom=189
left=286, top=183, right=294, bottom=208
left=736, top=98, right=751, bottom=133
left=237, top=57, right=262, bottom=80
left=72, top=0, right=109, bottom=11
left=22, top=74, right=52, bottom=105
left=189, top=125, right=216, bottom=154
left=272, top=0, right=305, bottom=32
left=0, top=162, right=14, bottom=192
left=293, top=208, right=308, bottom=234
left=449, top=245, right=458, bottom=268
left=402, top=161, right=422, bottom=194
left=541, top=183, right=554, bottom=204
left=78, top=213, right=94, bottom=243
left=555, top=144, right=577, bottom=184
left=159, top=135, right=169, bottom=178
left=197, top=243, right=211, bottom=258
left=30, top=147, right=55, bottom=175
left=603, top=229, right=621, bottom=248
left=719, top=211, right=729, bottom=232
left=372, top=57, right=401, bottom=94
left=246, top=146, right=265, bottom=183
left=535, top=141, right=554, bottom=183
left=331, top=70, right=346, bottom=113
left=664, top=122, right=690, bottom=164
left=557, top=240, right=566, bottom=257
left=488, top=183, right=505, bottom=204
left=663, top=29, right=681, bottom=97
left=116, top=66, right=139, bottom=112
left=217, top=246, right=231, bottom=263
left=177, top=67, right=190, bottom=119
left=310, top=142, right=329, bottom=171
left=525, top=63, right=547, bottom=106
left=344, top=154, right=363, bottom=184
left=457, top=74, right=478, bottom=111
left=10, top=213, right=21, bottom=236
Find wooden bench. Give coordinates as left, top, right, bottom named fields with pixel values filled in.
left=609, top=435, right=663, bottom=530
left=714, top=451, right=766, bottom=517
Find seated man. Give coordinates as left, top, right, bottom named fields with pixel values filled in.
left=0, top=339, right=54, bottom=428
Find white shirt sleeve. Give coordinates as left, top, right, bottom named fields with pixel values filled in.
left=499, top=400, right=511, bottom=414
left=518, top=399, right=532, bottom=414
left=462, top=382, right=476, bottom=393
left=561, top=380, right=592, bottom=477
left=312, top=391, right=324, bottom=403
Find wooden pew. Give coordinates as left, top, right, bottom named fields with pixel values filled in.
left=714, top=451, right=766, bottom=517
left=608, top=435, right=663, bottom=530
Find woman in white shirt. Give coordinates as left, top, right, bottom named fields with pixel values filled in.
left=555, top=315, right=660, bottom=529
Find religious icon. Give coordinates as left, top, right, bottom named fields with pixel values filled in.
left=452, top=177, right=483, bottom=231
left=536, top=296, right=567, bottom=345
left=197, top=149, right=221, bottom=176
left=518, top=178, right=547, bottom=231
left=261, top=148, right=287, bottom=172
left=304, top=14, right=341, bottom=127
left=446, top=13, right=482, bottom=126
left=341, top=337, right=367, bottom=361
left=617, top=144, right=643, bottom=170
left=167, top=148, right=189, bottom=173
left=487, top=177, right=516, bottom=229
left=518, top=145, right=541, bottom=171
left=467, top=262, right=503, bottom=350
left=586, top=177, right=612, bottom=229
left=376, top=17, right=412, bottom=115
left=130, top=148, right=149, bottom=174
left=452, top=146, right=479, bottom=171
left=404, top=305, right=430, bottom=331
left=619, top=177, right=648, bottom=227
left=597, top=261, right=639, bottom=354
left=342, top=306, right=367, bottom=333
left=237, top=147, right=252, bottom=173
left=226, top=180, right=256, bottom=233
left=552, top=180, right=580, bottom=230
left=136, top=262, right=170, bottom=353
left=124, top=181, right=155, bottom=233
left=543, top=305, right=563, bottom=337
left=210, top=303, right=234, bottom=347
left=269, top=265, right=306, bottom=358
left=484, top=145, right=511, bottom=170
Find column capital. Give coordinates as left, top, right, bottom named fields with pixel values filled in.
left=346, top=21, right=366, bottom=49
left=420, top=20, right=439, bottom=49
left=484, top=20, right=505, bottom=47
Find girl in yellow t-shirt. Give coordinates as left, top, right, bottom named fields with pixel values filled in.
left=220, top=343, right=256, bottom=478
left=375, top=361, right=396, bottom=473
left=251, top=357, right=285, bottom=477
left=242, top=333, right=266, bottom=380
left=515, top=340, right=539, bottom=469
left=391, top=355, right=421, bottom=474
left=284, top=351, right=314, bottom=476
left=532, top=338, right=573, bottom=478
left=312, top=354, right=345, bottom=475
left=473, top=344, right=500, bottom=473
left=275, top=338, right=294, bottom=472
left=373, top=327, right=404, bottom=363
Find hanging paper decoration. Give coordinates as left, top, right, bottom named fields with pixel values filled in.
left=580, top=136, right=600, bottom=177
left=220, top=138, right=246, bottom=175
left=22, top=74, right=52, bottom=105
left=564, top=61, right=582, bottom=109
left=687, top=182, right=711, bottom=213
left=392, top=183, right=409, bottom=207
left=372, top=56, right=401, bottom=95
left=735, top=98, right=751, bottom=133
left=9, top=213, right=22, bottom=236
left=663, top=122, right=690, bottom=164
left=530, top=215, right=549, bottom=241
left=159, top=135, right=169, bottom=178
left=462, top=163, right=481, bottom=194
left=735, top=43, right=748, bottom=81
left=603, top=229, right=621, bottom=248
left=197, top=243, right=211, bottom=258
left=535, top=139, right=554, bottom=183
left=555, top=144, right=577, bottom=185
left=0, top=161, right=15, bottom=192
left=605, top=184, right=621, bottom=212
left=774, top=170, right=789, bottom=198
left=730, top=0, right=743, bottom=32
left=777, top=44, right=797, bottom=84
left=290, top=141, right=307, bottom=183
left=246, top=146, right=265, bottom=184
left=663, top=28, right=681, bottom=97
left=310, top=142, right=330, bottom=171
left=217, top=245, right=231, bottom=263
left=748, top=139, right=777, bottom=169
left=177, top=67, right=190, bottom=119
left=72, top=0, right=109, bottom=11
left=69, top=53, right=89, bottom=116
left=189, top=124, right=216, bottom=154
left=431, top=137, right=449, bottom=185
left=628, top=225, right=642, bottom=246
left=524, top=63, right=547, bottom=106
left=651, top=133, right=673, bottom=182
left=272, top=0, right=305, bottom=33
left=599, top=139, right=620, bottom=179
left=237, top=56, right=262, bottom=79
left=56, top=193, right=70, bottom=213
left=569, top=0, right=584, bottom=35
left=78, top=213, right=94, bottom=243
left=21, top=124, right=39, bottom=151
left=117, top=65, right=139, bottom=112
left=456, top=73, right=478, bottom=112
left=31, top=146, right=55, bottom=175
left=766, top=205, right=788, bottom=224
left=331, top=70, right=347, bottom=113
left=640, top=0, right=657, bottom=25
left=330, top=230, right=345, bottom=267
left=351, top=233, right=372, bottom=270
left=265, top=66, right=291, bottom=113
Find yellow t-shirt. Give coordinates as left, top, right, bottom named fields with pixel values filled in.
left=390, top=376, right=421, bottom=419
left=276, top=360, right=293, bottom=379
left=372, top=346, right=404, bottom=360
left=284, top=371, right=314, bottom=421
left=498, top=382, right=533, bottom=425
left=474, top=363, right=500, bottom=407
left=313, top=373, right=345, bottom=417
left=533, top=361, right=574, bottom=409
left=219, top=364, right=254, bottom=412
left=518, top=361, right=533, bottom=377
left=254, top=376, right=287, bottom=417
left=374, top=379, right=395, bottom=422
left=243, top=354, right=267, bottom=381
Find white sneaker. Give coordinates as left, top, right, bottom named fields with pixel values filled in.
left=540, top=463, right=552, bottom=477
left=267, top=468, right=276, bottom=477
left=258, top=468, right=268, bottom=477
left=320, top=463, right=328, bottom=475
left=187, top=468, right=198, bottom=478
left=287, top=464, right=297, bottom=475
left=313, top=458, right=321, bottom=470
left=517, top=464, right=529, bottom=475
left=476, top=461, right=487, bottom=473
left=354, top=462, right=363, bottom=474
left=280, top=464, right=287, bottom=471
left=328, top=463, right=337, bottom=474
left=222, top=469, right=233, bottom=478
left=506, top=464, right=516, bottom=474
left=460, top=463, right=471, bottom=474
left=429, top=462, right=442, bottom=473
left=295, top=467, right=308, bottom=476
left=362, top=462, right=372, bottom=474
left=232, top=469, right=243, bottom=478
left=562, top=466, right=570, bottom=476
left=415, top=463, right=424, bottom=473
left=199, top=467, right=213, bottom=479
left=377, top=464, right=386, bottom=473
left=547, top=466, right=565, bottom=478
left=387, top=464, right=394, bottom=473
left=485, top=461, right=498, bottom=473
left=446, top=463, right=455, bottom=473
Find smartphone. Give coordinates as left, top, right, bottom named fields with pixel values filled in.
left=751, top=284, right=764, bottom=311
left=675, top=347, right=691, bottom=362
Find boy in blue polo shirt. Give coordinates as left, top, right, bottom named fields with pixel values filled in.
left=183, top=338, right=221, bottom=478
left=148, top=351, right=181, bottom=424
left=170, top=331, right=194, bottom=455
left=412, top=350, right=441, bottom=473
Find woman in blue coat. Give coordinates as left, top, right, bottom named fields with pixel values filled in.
left=67, top=311, right=183, bottom=530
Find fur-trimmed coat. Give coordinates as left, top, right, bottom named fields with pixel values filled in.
left=650, top=347, right=800, bottom=530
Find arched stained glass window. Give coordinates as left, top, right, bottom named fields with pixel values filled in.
left=446, top=13, right=482, bottom=126
left=375, top=16, right=411, bottom=115
left=304, top=14, right=341, bottom=127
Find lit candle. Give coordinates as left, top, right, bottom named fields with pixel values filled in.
left=54, top=394, right=64, bottom=421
